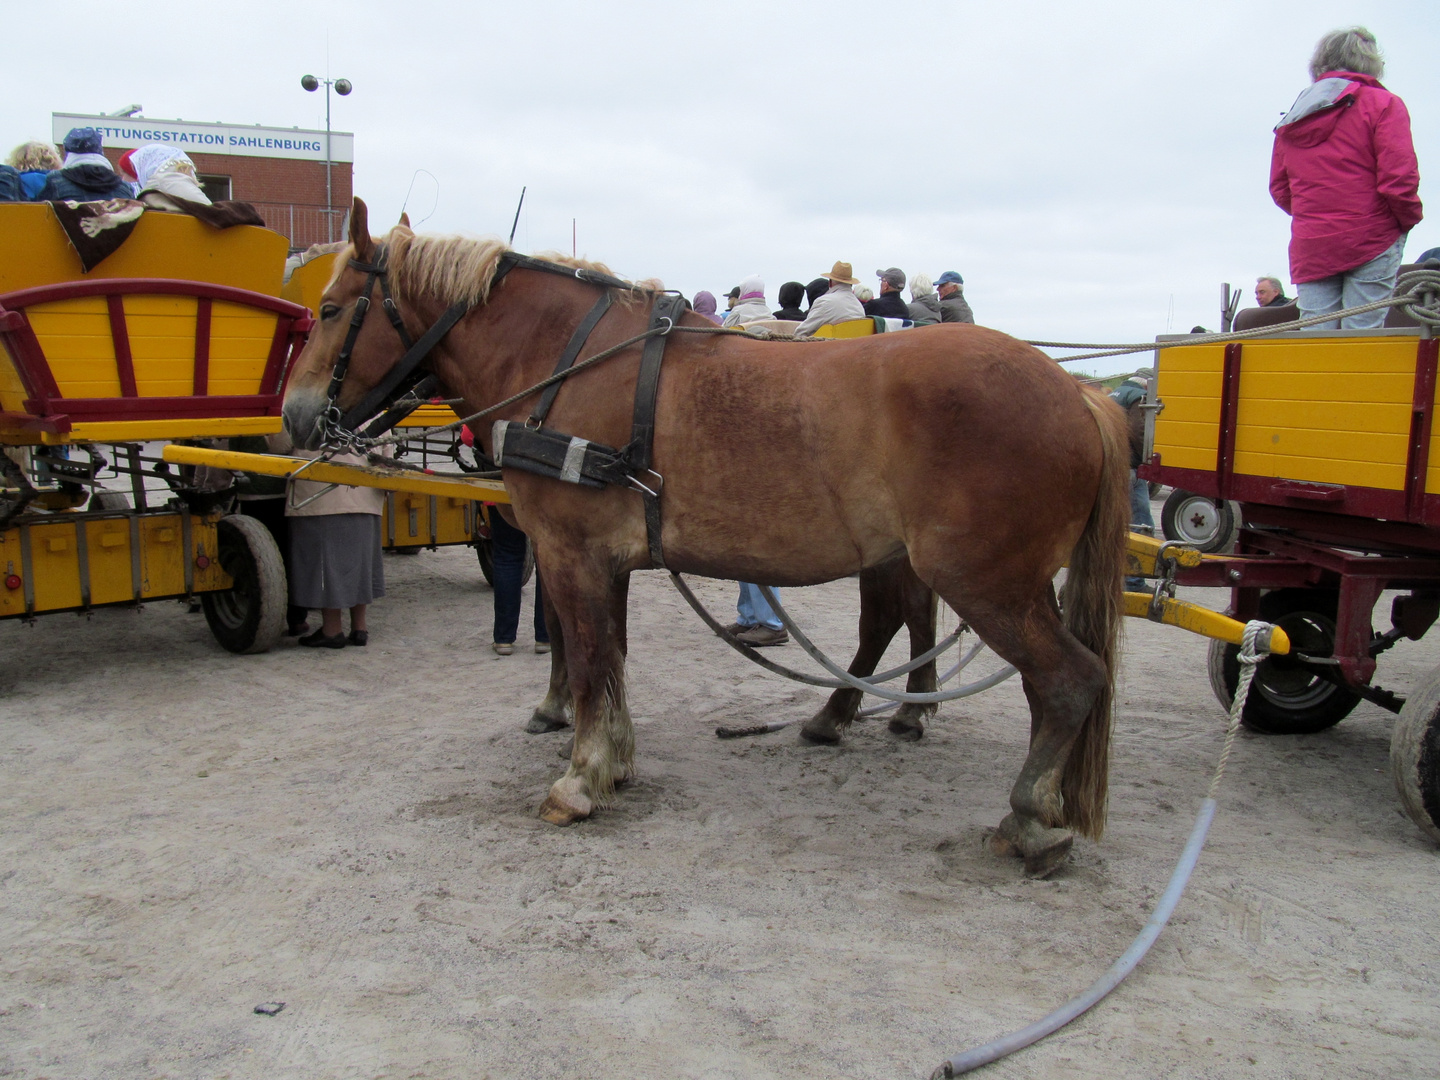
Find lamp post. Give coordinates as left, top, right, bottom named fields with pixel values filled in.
left=300, top=73, right=352, bottom=242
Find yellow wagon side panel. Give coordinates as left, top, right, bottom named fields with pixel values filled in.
left=85, top=519, right=138, bottom=606
left=23, top=521, right=85, bottom=612
left=1152, top=344, right=1224, bottom=472
left=280, top=253, right=340, bottom=314
left=0, top=342, right=30, bottom=413
left=126, top=295, right=200, bottom=397
left=208, top=303, right=279, bottom=396
left=1231, top=339, right=1414, bottom=491
left=0, top=204, right=287, bottom=296
left=139, top=517, right=188, bottom=597
left=24, top=298, right=122, bottom=397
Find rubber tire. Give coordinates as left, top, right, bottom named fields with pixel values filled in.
left=1391, top=664, right=1440, bottom=844
left=1207, top=588, right=1362, bottom=735
left=475, top=537, right=534, bottom=589
left=88, top=491, right=129, bottom=512
left=1161, top=489, right=1239, bottom=554
left=201, top=514, right=287, bottom=654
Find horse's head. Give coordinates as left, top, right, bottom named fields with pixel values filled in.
left=282, top=197, right=413, bottom=448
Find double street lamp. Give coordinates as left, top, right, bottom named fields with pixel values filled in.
left=300, top=74, right=352, bottom=242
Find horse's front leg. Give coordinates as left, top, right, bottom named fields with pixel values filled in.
left=800, top=560, right=906, bottom=744
left=538, top=567, right=634, bottom=826
left=887, top=558, right=939, bottom=741
left=526, top=576, right=572, bottom=733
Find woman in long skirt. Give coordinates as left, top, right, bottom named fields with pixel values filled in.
left=285, top=450, right=385, bottom=648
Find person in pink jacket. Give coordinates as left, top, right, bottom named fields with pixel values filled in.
left=1270, top=27, right=1423, bottom=329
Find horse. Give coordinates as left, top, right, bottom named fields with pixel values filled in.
left=283, top=199, right=1129, bottom=875
left=525, top=551, right=941, bottom=744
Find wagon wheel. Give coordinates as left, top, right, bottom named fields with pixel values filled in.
left=475, top=537, right=534, bottom=588
left=1391, top=664, right=1440, bottom=844
left=1207, top=588, right=1362, bottom=734
left=201, top=514, right=287, bottom=654
left=1161, top=489, right=1239, bottom=554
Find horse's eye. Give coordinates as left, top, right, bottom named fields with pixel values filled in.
left=320, top=304, right=341, bottom=321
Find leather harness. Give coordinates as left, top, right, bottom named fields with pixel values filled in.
left=321, top=247, right=682, bottom=567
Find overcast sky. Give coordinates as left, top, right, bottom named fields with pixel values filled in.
left=7, top=1, right=1437, bottom=374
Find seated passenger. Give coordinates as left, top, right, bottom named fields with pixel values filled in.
left=804, top=277, right=829, bottom=309
left=722, top=276, right=772, bottom=326
left=794, top=262, right=866, bottom=338
left=1255, top=275, right=1290, bottom=306
left=0, top=165, right=21, bottom=202
left=907, top=272, right=942, bottom=325
left=35, top=127, right=135, bottom=202
left=863, top=267, right=912, bottom=320
left=122, top=145, right=213, bottom=211
left=692, top=290, right=722, bottom=325
left=6, top=141, right=63, bottom=200
left=772, top=281, right=806, bottom=321
left=935, top=270, right=975, bottom=323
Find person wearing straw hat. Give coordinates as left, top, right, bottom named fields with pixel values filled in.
left=794, top=260, right=866, bottom=338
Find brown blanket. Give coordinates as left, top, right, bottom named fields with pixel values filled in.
left=47, top=199, right=146, bottom=272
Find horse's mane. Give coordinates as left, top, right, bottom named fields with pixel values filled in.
left=377, top=225, right=641, bottom=308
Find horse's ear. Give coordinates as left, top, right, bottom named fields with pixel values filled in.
left=349, top=197, right=373, bottom=260
left=398, top=211, right=411, bottom=229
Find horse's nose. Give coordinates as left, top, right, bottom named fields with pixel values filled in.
left=281, top=391, right=327, bottom=450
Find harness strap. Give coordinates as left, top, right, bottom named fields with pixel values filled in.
left=529, top=291, right=614, bottom=426
left=627, top=292, right=686, bottom=569
left=339, top=299, right=470, bottom=431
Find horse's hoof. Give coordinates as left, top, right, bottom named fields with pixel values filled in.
left=989, top=812, right=1073, bottom=877
left=798, top=720, right=842, bottom=746
left=538, top=781, right=593, bottom=826
left=886, top=716, right=924, bottom=741
left=526, top=710, right=570, bottom=734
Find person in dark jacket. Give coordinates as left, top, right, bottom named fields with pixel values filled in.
left=773, top=281, right=806, bottom=321
left=35, top=128, right=134, bottom=203
left=1270, top=27, right=1422, bottom=329
left=0, top=166, right=22, bottom=202
left=6, top=141, right=63, bottom=200
left=1255, top=276, right=1290, bottom=306
left=935, top=270, right=975, bottom=323
left=864, top=267, right=912, bottom=320
left=804, top=277, right=830, bottom=310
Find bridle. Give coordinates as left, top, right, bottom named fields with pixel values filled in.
left=318, top=242, right=471, bottom=446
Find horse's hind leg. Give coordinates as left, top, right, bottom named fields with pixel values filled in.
left=958, top=597, right=1107, bottom=876
left=887, top=561, right=938, bottom=742
left=538, top=567, right=634, bottom=826
left=526, top=576, right=572, bottom=734
left=799, top=560, right=907, bottom=745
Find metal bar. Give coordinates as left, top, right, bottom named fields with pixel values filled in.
left=385, top=492, right=396, bottom=546
left=74, top=517, right=91, bottom=610
left=1406, top=337, right=1439, bottom=521
left=128, top=513, right=143, bottom=603
left=181, top=506, right=194, bottom=599
left=1216, top=342, right=1242, bottom=499
left=19, top=523, right=34, bottom=616
left=106, top=295, right=137, bottom=397
left=126, top=446, right=148, bottom=511
left=192, top=296, right=211, bottom=396
left=428, top=495, right=438, bottom=546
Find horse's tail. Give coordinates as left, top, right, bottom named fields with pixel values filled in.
left=1060, top=386, right=1130, bottom=840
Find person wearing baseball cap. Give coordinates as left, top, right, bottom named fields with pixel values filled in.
left=934, top=270, right=975, bottom=324
left=35, top=127, right=134, bottom=203
left=864, top=267, right=911, bottom=320
left=794, top=260, right=866, bottom=338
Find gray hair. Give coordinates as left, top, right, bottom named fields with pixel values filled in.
left=910, top=272, right=935, bottom=299
left=1310, top=26, right=1384, bottom=80
left=6, top=140, right=62, bottom=172
left=1257, top=275, right=1284, bottom=293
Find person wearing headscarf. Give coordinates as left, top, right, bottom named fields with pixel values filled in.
left=34, top=128, right=133, bottom=202
left=721, top=276, right=771, bottom=327
left=907, top=272, right=942, bottom=326
left=1270, top=27, right=1422, bottom=329
left=6, top=141, right=63, bottom=200
left=772, top=281, right=806, bottom=321
left=119, top=144, right=212, bottom=211
left=692, top=290, right=722, bottom=325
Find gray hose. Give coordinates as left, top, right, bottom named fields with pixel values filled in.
left=758, top=585, right=1017, bottom=704
left=930, top=800, right=1216, bottom=1077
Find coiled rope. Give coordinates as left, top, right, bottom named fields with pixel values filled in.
left=929, top=620, right=1272, bottom=1077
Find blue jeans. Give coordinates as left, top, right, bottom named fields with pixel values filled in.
left=1126, top=472, right=1153, bottom=592
left=490, top=511, right=548, bottom=645
left=1297, top=236, right=1406, bottom=330
left=737, top=582, right=783, bottom=630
